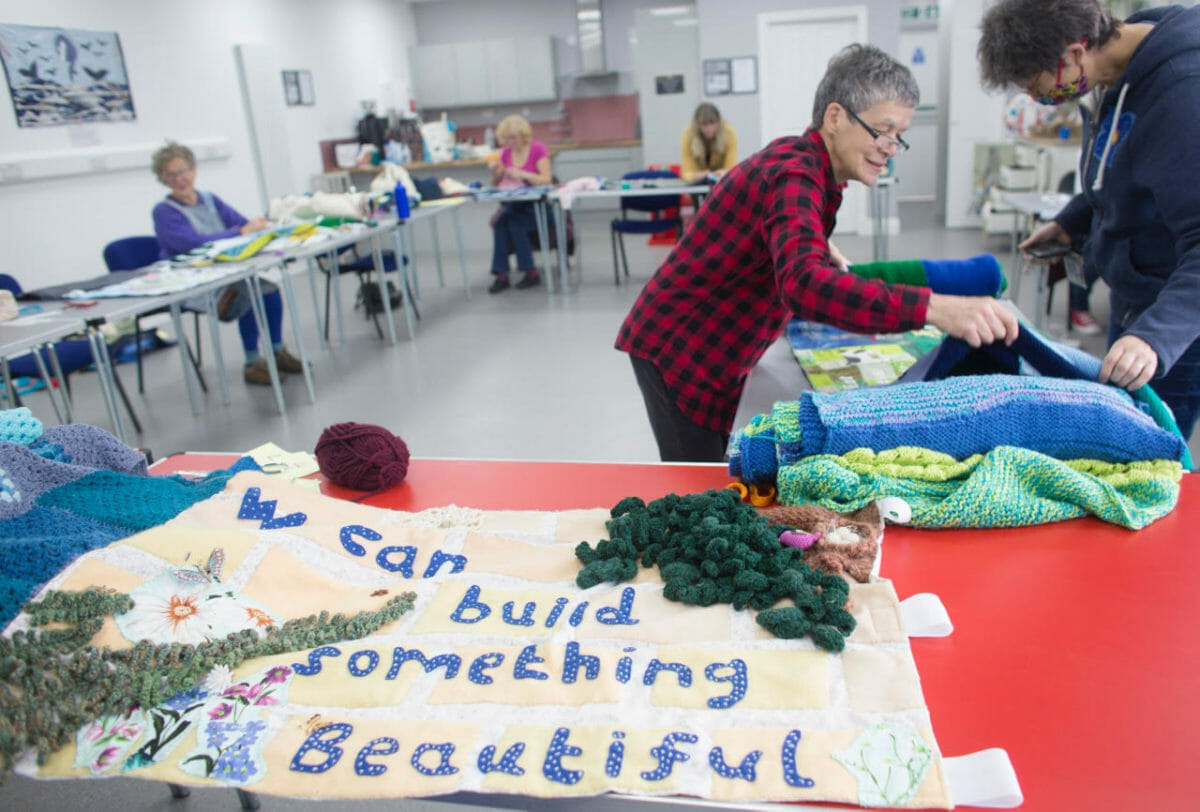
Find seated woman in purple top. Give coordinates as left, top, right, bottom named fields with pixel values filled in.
left=150, top=141, right=303, bottom=386
left=485, top=115, right=552, bottom=293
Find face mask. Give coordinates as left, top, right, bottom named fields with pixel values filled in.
left=1035, top=42, right=1089, bottom=105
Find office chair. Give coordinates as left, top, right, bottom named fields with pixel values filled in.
left=0, top=273, right=142, bottom=432
left=102, top=236, right=206, bottom=394
left=609, top=169, right=682, bottom=285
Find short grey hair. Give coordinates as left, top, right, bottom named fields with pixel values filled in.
left=151, top=140, right=194, bottom=183
left=811, top=44, right=919, bottom=130
left=978, top=0, right=1116, bottom=91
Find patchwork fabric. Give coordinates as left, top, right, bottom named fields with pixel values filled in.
left=10, top=472, right=953, bottom=808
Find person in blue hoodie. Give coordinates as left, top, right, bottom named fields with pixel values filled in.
left=978, top=0, right=1200, bottom=440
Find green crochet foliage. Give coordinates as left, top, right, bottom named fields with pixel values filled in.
left=575, top=490, right=855, bottom=651
left=0, top=587, right=416, bottom=782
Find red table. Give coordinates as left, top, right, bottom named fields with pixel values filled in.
left=153, top=454, right=1200, bottom=811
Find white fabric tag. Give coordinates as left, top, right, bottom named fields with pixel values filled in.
left=900, top=592, right=954, bottom=637
left=943, top=748, right=1024, bottom=808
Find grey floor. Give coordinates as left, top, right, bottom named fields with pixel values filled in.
left=3, top=201, right=1196, bottom=811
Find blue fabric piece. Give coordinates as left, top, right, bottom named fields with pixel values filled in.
left=37, top=468, right=240, bottom=535
left=924, top=316, right=1194, bottom=469
left=788, top=375, right=1186, bottom=464
left=0, top=506, right=127, bottom=626
left=921, top=254, right=1004, bottom=296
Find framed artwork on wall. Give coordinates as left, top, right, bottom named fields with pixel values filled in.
left=282, top=69, right=314, bottom=106
left=0, top=23, right=136, bottom=127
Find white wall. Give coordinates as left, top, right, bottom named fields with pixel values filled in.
left=0, top=0, right=415, bottom=288
left=695, top=0, right=900, bottom=152
left=942, top=0, right=1006, bottom=227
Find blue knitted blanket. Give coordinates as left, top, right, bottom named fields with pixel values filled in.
left=0, top=412, right=257, bottom=628
left=731, top=375, right=1187, bottom=484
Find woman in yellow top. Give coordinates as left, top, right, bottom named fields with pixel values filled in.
left=680, top=103, right=738, bottom=183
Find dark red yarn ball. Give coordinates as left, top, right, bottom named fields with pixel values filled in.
left=315, top=422, right=410, bottom=492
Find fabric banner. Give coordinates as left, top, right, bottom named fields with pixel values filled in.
left=16, top=472, right=951, bottom=808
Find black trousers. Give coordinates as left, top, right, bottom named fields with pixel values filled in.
left=630, top=355, right=729, bottom=462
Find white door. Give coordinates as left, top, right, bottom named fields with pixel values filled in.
left=632, top=6, right=699, bottom=170
left=758, top=6, right=867, bottom=234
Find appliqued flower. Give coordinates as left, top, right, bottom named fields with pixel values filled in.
left=115, top=570, right=280, bottom=645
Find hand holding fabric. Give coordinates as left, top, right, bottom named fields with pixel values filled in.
left=1101, top=333, right=1158, bottom=391
left=925, top=293, right=1019, bottom=348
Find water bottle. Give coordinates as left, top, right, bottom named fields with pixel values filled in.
left=394, top=183, right=410, bottom=219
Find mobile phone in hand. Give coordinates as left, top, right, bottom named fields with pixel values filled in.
left=1026, top=241, right=1071, bottom=260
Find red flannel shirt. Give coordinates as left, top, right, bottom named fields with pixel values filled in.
left=615, top=129, right=930, bottom=433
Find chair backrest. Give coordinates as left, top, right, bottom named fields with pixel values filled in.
left=0, top=273, right=21, bottom=295
left=620, top=169, right=682, bottom=215
left=103, top=235, right=161, bottom=272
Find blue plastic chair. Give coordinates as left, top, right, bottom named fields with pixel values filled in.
left=103, top=235, right=206, bottom=394
left=0, top=273, right=141, bottom=432
left=609, top=169, right=682, bottom=285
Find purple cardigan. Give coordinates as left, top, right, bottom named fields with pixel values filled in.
left=152, top=192, right=248, bottom=259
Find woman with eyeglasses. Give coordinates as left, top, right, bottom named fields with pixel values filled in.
left=616, top=44, right=1018, bottom=462
left=151, top=141, right=304, bottom=386
left=980, top=0, right=1200, bottom=440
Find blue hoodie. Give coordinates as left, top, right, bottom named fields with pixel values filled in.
left=1054, top=4, right=1200, bottom=376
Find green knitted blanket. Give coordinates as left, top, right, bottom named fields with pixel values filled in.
left=776, top=446, right=1182, bottom=530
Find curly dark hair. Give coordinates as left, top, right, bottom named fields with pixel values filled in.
left=978, top=0, right=1117, bottom=91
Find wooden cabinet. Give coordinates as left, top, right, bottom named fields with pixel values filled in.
left=410, top=36, right=556, bottom=109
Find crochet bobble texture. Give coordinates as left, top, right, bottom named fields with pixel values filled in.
left=574, top=490, right=855, bottom=652
left=0, top=587, right=417, bottom=780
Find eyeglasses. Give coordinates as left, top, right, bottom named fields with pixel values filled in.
left=163, top=167, right=193, bottom=180
left=846, top=108, right=910, bottom=153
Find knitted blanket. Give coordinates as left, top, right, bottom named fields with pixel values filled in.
left=776, top=447, right=1182, bottom=530
left=731, top=375, right=1186, bottom=476
left=0, top=414, right=255, bottom=627
left=7, top=472, right=955, bottom=808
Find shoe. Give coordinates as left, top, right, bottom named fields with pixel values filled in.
left=216, top=286, right=240, bottom=321
left=1069, top=310, right=1101, bottom=335
left=243, top=357, right=280, bottom=386
left=274, top=347, right=305, bottom=374
left=515, top=271, right=541, bottom=290
left=488, top=276, right=510, bottom=294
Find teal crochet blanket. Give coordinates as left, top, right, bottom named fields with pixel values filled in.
left=0, top=413, right=256, bottom=627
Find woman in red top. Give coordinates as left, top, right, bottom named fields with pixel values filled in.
left=616, top=44, right=1019, bottom=462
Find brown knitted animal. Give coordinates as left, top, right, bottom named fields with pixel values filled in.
left=758, top=502, right=882, bottom=583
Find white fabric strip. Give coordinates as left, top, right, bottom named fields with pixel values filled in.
left=943, top=748, right=1024, bottom=808
left=900, top=592, right=954, bottom=637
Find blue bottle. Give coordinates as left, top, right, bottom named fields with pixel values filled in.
left=394, top=183, right=410, bottom=219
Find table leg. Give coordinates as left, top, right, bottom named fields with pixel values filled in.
left=1009, top=211, right=1023, bottom=305
left=85, top=329, right=127, bottom=444
left=533, top=199, right=554, bottom=293
left=0, top=356, right=18, bottom=410
left=31, top=344, right=67, bottom=423
left=389, top=228, right=419, bottom=340
left=554, top=199, right=569, bottom=292
left=246, top=276, right=286, bottom=414
left=327, top=248, right=346, bottom=345
left=275, top=262, right=316, bottom=403
left=429, top=217, right=445, bottom=288
left=169, top=302, right=204, bottom=416
left=451, top=206, right=470, bottom=298
left=304, top=256, right=327, bottom=350
left=204, top=290, right=231, bottom=406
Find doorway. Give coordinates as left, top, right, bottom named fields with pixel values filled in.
left=632, top=5, right=699, bottom=169
left=758, top=6, right=867, bottom=234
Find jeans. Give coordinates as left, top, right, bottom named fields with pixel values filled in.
left=490, top=203, right=537, bottom=275
left=236, top=289, right=284, bottom=356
